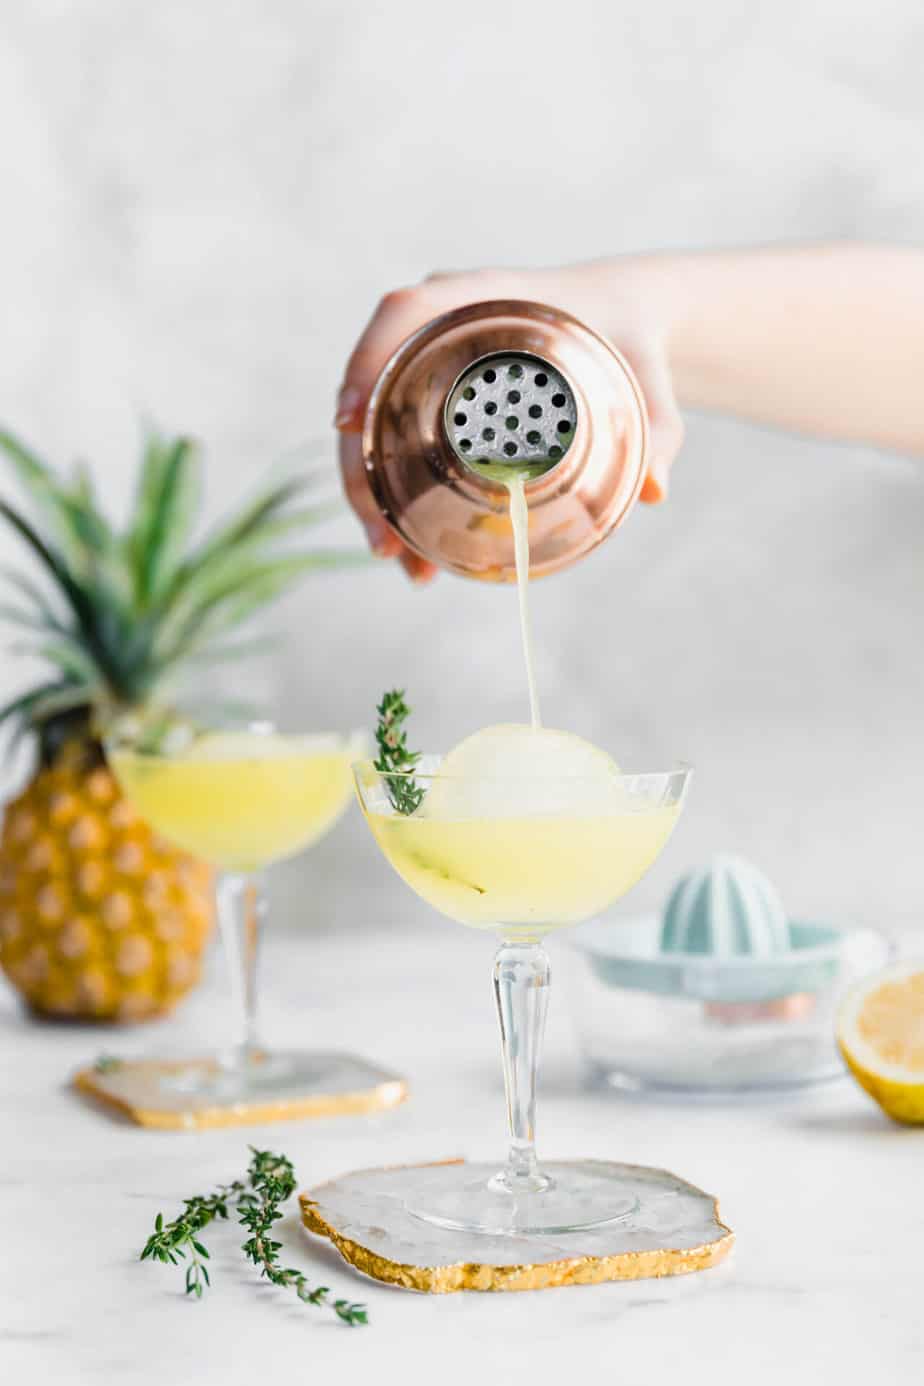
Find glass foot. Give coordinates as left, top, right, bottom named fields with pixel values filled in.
left=404, top=1160, right=641, bottom=1236
left=162, top=1048, right=337, bottom=1098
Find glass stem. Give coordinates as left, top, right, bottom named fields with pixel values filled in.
left=493, top=938, right=552, bottom=1195
left=216, top=872, right=264, bottom=1071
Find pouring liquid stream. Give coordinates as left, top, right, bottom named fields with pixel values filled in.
left=505, top=472, right=541, bottom=730
left=362, top=455, right=687, bottom=938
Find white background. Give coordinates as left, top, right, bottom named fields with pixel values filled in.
left=2, top=6, right=924, bottom=1381
left=2, top=1, right=923, bottom=935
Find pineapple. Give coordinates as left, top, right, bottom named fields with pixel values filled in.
left=0, top=427, right=362, bottom=1020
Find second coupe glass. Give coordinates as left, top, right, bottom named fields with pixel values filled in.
left=109, top=721, right=364, bottom=1101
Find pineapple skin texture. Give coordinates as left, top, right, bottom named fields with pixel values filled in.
left=0, top=756, right=214, bottom=1022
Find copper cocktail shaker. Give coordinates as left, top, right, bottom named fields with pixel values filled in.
left=362, top=300, right=648, bottom=581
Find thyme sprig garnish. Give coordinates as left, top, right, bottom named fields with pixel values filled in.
left=375, top=688, right=424, bottom=814
left=140, top=1147, right=367, bottom=1326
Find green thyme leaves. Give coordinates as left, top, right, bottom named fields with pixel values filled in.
left=140, top=1147, right=367, bottom=1326
left=374, top=689, right=424, bottom=815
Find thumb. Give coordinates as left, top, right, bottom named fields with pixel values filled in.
left=621, top=340, right=684, bottom=504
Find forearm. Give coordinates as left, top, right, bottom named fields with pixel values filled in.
left=337, top=244, right=924, bottom=569
left=587, top=245, right=924, bottom=456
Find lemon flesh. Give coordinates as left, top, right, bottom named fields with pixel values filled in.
left=837, top=962, right=924, bottom=1124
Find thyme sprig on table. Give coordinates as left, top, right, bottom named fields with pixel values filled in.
left=239, top=1149, right=368, bottom=1324
left=140, top=1147, right=367, bottom=1326
left=141, top=1179, right=245, bottom=1299
left=374, top=688, right=425, bottom=815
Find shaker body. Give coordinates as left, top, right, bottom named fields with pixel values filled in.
left=362, top=300, right=648, bottom=581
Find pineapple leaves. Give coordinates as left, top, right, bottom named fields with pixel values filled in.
left=8, top=635, right=104, bottom=686
left=158, top=477, right=310, bottom=612
left=251, top=500, right=345, bottom=542
left=0, top=680, right=92, bottom=737
left=0, top=602, right=55, bottom=632
left=0, top=498, right=124, bottom=693
left=0, top=567, right=62, bottom=624
left=129, top=432, right=201, bottom=607
left=0, top=422, right=367, bottom=744
left=0, top=500, right=103, bottom=641
left=0, top=430, right=113, bottom=566
left=155, top=550, right=369, bottom=669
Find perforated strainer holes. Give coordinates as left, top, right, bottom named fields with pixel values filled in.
left=444, top=352, right=577, bottom=470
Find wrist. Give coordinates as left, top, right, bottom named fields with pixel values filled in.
left=545, top=256, right=689, bottom=353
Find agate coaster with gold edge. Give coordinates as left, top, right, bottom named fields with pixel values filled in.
left=73, top=1051, right=407, bottom=1130
left=299, top=1159, right=734, bottom=1293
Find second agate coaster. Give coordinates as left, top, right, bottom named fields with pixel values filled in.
left=73, top=1051, right=407, bottom=1130
left=300, top=1159, right=734, bottom=1293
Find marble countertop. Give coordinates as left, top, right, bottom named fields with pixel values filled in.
left=2, top=920, right=920, bottom=1385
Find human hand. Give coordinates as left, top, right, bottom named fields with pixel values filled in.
left=336, top=264, right=684, bottom=581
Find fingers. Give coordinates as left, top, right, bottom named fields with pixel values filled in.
left=622, top=341, right=685, bottom=504
left=339, top=429, right=436, bottom=581
left=335, top=287, right=446, bottom=434
left=338, top=431, right=398, bottom=555
left=336, top=283, right=452, bottom=579
left=398, top=551, right=438, bottom=584
left=335, top=269, right=524, bottom=433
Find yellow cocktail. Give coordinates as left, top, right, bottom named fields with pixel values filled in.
left=111, top=731, right=354, bottom=872
left=365, top=806, right=679, bottom=935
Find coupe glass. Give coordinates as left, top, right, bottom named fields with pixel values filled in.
left=107, top=720, right=364, bottom=1099
left=353, top=754, right=691, bottom=1235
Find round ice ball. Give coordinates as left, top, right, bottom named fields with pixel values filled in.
left=660, top=854, right=789, bottom=958
left=423, top=724, right=622, bottom=820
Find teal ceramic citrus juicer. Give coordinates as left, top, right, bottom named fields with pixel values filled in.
left=568, top=855, right=887, bottom=1093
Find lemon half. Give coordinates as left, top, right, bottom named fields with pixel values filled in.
left=837, top=961, right=924, bottom=1124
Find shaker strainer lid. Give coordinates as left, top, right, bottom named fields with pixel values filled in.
left=443, top=351, right=578, bottom=479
